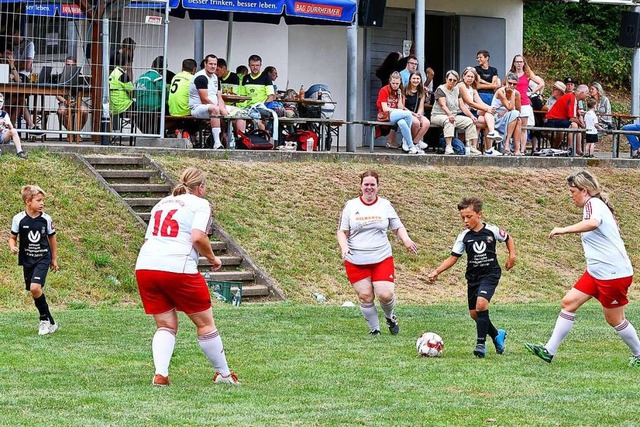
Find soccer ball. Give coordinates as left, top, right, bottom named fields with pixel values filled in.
left=416, top=332, right=444, bottom=357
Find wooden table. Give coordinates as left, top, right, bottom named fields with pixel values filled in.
left=222, top=94, right=251, bottom=104
left=0, top=83, right=90, bottom=142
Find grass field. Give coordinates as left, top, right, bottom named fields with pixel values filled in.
left=2, top=303, right=639, bottom=427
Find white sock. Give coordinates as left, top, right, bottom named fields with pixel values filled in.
left=545, top=309, right=576, bottom=355
left=360, top=302, right=380, bottom=331
left=152, top=327, right=176, bottom=377
left=614, top=319, right=640, bottom=357
left=212, top=128, right=222, bottom=145
left=198, top=330, right=230, bottom=376
left=380, top=298, right=396, bottom=319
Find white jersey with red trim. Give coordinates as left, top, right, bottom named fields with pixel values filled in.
left=135, top=194, right=212, bottom=274
left=581, top=197, right=632, bottom=279
left=338, top=196, right=403, bottom=265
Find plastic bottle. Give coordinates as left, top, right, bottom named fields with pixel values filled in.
left=306, top=137, right=314, bottom=152
left=312, top=292, right=326, bottom=303
left=317, top=87, right=322, bottom=101
left=299, top=85, right=305, bottom=100
left=232, top=288, right=242, bottom=306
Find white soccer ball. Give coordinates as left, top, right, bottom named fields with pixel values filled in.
left=417, top=332, right=444, bottom=357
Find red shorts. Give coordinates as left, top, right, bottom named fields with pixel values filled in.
left=136, top=269, right=212, bottom=315
left=344, top=257, right=395, bottom=284
left=574, top=270, right=632, bottom=309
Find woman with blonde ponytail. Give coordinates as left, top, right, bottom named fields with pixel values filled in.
left=526, top=170, right=640, bottom=367
left=135, top=167, right=239, bottom=386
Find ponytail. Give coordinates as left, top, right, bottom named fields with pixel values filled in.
left=172, top=167, right=206, bottom=196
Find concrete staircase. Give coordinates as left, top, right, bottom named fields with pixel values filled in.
left=80, top=154, right=281, bottom=301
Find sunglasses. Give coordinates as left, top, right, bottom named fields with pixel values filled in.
left=507, top=82, right=517, bottom=86
left=447, top=78, right=458, bottom=82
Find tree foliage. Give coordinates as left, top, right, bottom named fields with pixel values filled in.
left=524, top=0, right=632, bottom=87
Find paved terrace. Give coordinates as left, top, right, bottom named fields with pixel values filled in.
left=12, top=141, right=640, bottom=170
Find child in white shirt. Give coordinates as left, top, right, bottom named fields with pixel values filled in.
left=583, top=97, right=603, bottom=158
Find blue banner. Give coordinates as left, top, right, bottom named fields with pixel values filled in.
left=284, top=0, right=355, bottom=23
left=180, top=0, right=283, bottom=15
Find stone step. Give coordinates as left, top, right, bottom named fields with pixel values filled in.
left=199, top=255, right=242, bottom=266
left=85, top=156, right=145, bottom=166
left=110, top=183, right=171, bottom=194
left=205, top=270, right=255, bottom=282
left=123, top=197, right=163, bottom=207
left=211, top=241, right=226, bottom=251
left=232, top=284, right=270, bottom=297
left=95, top=169, right=156, bottom=179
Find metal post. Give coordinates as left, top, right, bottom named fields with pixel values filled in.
left=226, top=13, right=234, bottom=66
left=100, top=18, right=111, bottom=145
left=194, top=20, right=204, bottom=65
left=159, top=0, right=170, bottom=138
left=346, top=21, right=358, bottom=152
left=632, top=5, right=640, bottom=118
left=415, top=0, right=425, bottom=81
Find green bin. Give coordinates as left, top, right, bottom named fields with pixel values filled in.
left=207, top=280, right=242, bottom=304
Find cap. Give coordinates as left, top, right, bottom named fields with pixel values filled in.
left=564, top=77, right=574, bottom=84
left=553, top=81, right=566, bottom=93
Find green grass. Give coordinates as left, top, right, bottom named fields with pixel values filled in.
left=1, top=303, right=639, bottom=426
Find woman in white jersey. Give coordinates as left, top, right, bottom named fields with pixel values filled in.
left=135, top=168, right=239, bottom=386
left=337, top=169, right=418, bottom=336
left=526, top=170, right=640, bottom=367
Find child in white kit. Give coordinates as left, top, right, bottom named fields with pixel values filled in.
left=583, top=97, right=603, bottom=158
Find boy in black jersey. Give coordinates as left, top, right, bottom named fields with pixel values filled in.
left=9, top=185, right=59, bottom=335
left=428, top=197, right=516, bottom=358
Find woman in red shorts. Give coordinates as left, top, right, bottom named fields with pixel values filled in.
left=526, top=170, right=640, bottom=367
left=135, top=167, right=239, bottom=386
left=337, top=169, right=418, bottom=336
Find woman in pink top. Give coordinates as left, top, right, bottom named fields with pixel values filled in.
left=508, top=55, right=544, bottom=156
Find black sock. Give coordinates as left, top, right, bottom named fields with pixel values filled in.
left=34, top=294, right=54, bottom=324
left=476, top=310, right=490, bottom=345
left=487, top=313, right=498, bottom=340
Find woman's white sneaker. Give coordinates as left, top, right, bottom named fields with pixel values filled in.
left=444, top=145, right=455, bottom=155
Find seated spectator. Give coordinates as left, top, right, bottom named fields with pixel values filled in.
left=621, top=122, right=640, bottom=158
left=108, top=53, right=135, bottom=117
left=542, top=81, right=566, bottom=112
left=475, top=50, right=501, bottom=106
left=168, top=59, right=197, bottom=117
left=189, top=54, right=238, bottom=149
left=10, top=28, right=40, bottom=133
left=236, top=65, right=248, bottom=81
left=0, top=92, right=27, bottom=158
left=239, top=54, right=276, bottom=134
left=430, top=70, right=479, bottom=155
left=490, top=74, right=521, bottom=156
left=56, top=56, right=89, bottom=140
left=589, top=82, right=613, bottom=129
left=135, top=56, right=167, bottom=134
left=377, top=71, right=421, bottom=154
left=457, top=66, right=501, bottom=154
left=545, top=84, right=589, bottom=155
left=216, top=58, right=240, bottom=94
left=402, top=70, right=430, bottom=152
left=264, top=66, right=278, bottom=91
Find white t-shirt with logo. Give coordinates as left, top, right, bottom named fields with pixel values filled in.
left=338, top=196, right=403, bottom=265
left=135, top=193, right=212, bottom=274
left=582, top=197, right=633, bottom=279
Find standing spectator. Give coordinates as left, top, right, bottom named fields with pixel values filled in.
left=589, top=82, right=613, bottom=129
left=11, top=28, right=40, bottom=133
left=545, top=84, right=589, bottom=155
left=430, top=70, right=479, bottom=155
left=457, top=66, right=501, bottom=154
left=526, top=170, right=640, bottom=368
left=375, top=52, right=402, bottom=86
left=189, top=54, right=229, bottom=149
left=475, top=50, right=501, bottom=106
left=9, top=185, right=58, bottom=335
left=135, top=167, right=240, bottom=386
left=490, top=75, right=521, bottom=156
left=564, top=77, right=576, bottom=93
left=399, top=55, right=418, bottom=87
left=0, top=92, right=27, bottom=158
left=402, top=70, right=430, bottom=152
left=110, top=37, right=136, bottom=71
left=583, top=98, right=603, bottom=158
left=108, top=53, right=135, bottom=116
left=377, top=71, right=420, bottom=154
left=215, top=58, right=240, bottom=95
left=508, top=55, right=544, bottom=155
left=337, top=169, right=418, bottom=337
left=135, top=56, right=166, bottom=134
left=168, top=59, right=197, bottom=117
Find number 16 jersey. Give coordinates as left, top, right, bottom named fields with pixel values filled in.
left=135, top=194, right=212, bottom=274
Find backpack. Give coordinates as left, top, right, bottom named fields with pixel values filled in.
left=236, top=129, right=274, bottom=150
left=440, top=137, right=466, bottom=155
left=285, top=130, right=319, bottom=151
